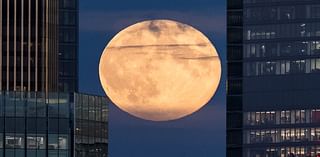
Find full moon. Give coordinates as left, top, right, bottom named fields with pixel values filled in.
left=99, top=20, right=221, bottom=121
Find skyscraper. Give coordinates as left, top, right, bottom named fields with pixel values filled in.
left=0, top=0, right=108, bottom=156
left=0, top=91, right=109, bottom=157
left=227, top=0, right=320, bottom=156
left=0, top=0, right=78, bottom=93
left=0, top=0, right=58, bottom=92
left=58, top=0, right=78, bottom=92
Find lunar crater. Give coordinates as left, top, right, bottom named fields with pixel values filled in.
left=99, top=20, right=221, bottom=121
left=148, top=21, right=162, bottom=36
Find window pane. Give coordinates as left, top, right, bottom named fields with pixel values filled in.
left=37, top=93, right=46, bottom=117
left=48, top=150, right=58, bottom=157
left=15, top=95, right=25, bottom=117
left=60, top=0, right=76, bottom=9
left=15, top=134, right=25, bottom=149
left=0, top=94, right=4, bottom=117
left=59, top=97, right=70, bottom=118
left=82, top=96, right=89, bottom=120
left=5, top=149, right=14, bottom=157
left=15, top=118, right=25, bottom=133
left=0, top=133, right=3, bottom=148
left=59, top=45, right=76, bottom=60
left=49, top=118, right=59, bottom=133
left=59, top=29, right=76, bottom=42
left=27, top=134, right=46, bottom=149
left=89, top=97, right=95, bottom=121
left=37, top=150, right=46, bottom=157
left=5, top=134, right=15, bottom=148
left=38, top=135, right=46, bottom=149
left=15, top=149, right=24, bottom=156
left=27, top=95, right=37, bottom=117
left=59, top=118, right=70, bottom=133
left=60, top=12, right=76, bottom=25
left=48, top=93, right=59, bottom=117
left=5, top=93, right=15, bottom=117
left=27, top=135, right=38, bottom=149
left=27, top=118, right=37, bottom=133
left=5, top=118, right=15, bottom=132
left=27, top=150, right=36, bottom=157
left=59, top=135, right=68, bottom=149
left=59, top=150, right=69, bottom=157
left=48, top=134, right=58, bottom=149
left=37, top=118, right=47, bottom=134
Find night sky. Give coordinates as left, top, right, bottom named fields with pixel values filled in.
left=79, top=0, right=226, bottom=156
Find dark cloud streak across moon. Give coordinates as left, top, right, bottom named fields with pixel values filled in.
left=106, top=43, right=210, bottom=49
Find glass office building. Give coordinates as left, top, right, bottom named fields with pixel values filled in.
left=0, top=1, right=109, bottom=156
left=0, top=0, right=78, bottom=93
left=0, top=91, right=108, bottom=157
left=58, top=0, right=78, bottom=92
left=227, top=0, right=320, bottom=156
left=75, top=93, right=108, bottom=157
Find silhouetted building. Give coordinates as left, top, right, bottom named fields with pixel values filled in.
left=0, top=0, right=108, bottom=156
left=227, top=0, right=320, bottom=156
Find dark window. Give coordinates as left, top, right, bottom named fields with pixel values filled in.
left=48, top=118, right=59, bottom=134
left=5, top=118, right=15, bottom=132
left=59, top=119, right=70, bottom=134
left=27, top=118, right=37, bottom=133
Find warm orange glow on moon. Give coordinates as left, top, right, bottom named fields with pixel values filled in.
left=99, top=20, right=221, bottom=121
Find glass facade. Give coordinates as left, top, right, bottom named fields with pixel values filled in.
left=58, top=0, right=78, bottom=92
left=0, top=0, right=59, bottom=92
left=0, top=91, right=108, bottom=157
left=75, top=93, right=108, bottom=157
left=0, top=0, right=107, bottom=156
left=227, top=0, right=243, bottom=156
left=0, top=0, right=78, bottom=93
left=228, top=0, right=320, bottom=157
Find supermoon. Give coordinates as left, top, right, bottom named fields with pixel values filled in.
left=99, top=20, right=221, bottom=121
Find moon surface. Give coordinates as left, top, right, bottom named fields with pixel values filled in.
left=99, top=20, right=221, bottom=121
